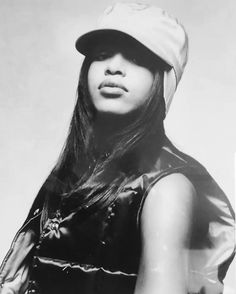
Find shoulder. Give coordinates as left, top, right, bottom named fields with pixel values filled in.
left=150, top=172, right=196, bottom=197
left=144, top=173, right=197, bottom=212
left=140, top=173, right=196, bottom=245
left=152, top=137, right=208, bottom=174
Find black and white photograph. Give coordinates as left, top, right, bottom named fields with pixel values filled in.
left=0, top=1, right=235, bottom=293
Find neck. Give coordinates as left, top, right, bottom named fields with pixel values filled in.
left=92, top=111, right=139, bottom=155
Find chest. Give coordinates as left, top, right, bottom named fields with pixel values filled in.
left=35, top=188, right=143, bottom=274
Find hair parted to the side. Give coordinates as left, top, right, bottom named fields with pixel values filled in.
left=42, top=54, right=167, bottom=217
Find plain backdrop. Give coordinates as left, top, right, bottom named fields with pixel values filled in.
left=0, top=0, right=235, bottom=292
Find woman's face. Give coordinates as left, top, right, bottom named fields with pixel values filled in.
left=87, top=37, right=156, bottom=115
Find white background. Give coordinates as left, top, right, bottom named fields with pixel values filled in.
left=0, top=0, right=235, bottom=292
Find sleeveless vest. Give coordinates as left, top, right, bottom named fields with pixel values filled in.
left=0, top=144, right=235, bottom=294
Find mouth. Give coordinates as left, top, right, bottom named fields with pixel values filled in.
left=98, top=81, right=128, bottom=92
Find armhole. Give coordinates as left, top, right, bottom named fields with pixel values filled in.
left=136, top=165, right=195, bottom=230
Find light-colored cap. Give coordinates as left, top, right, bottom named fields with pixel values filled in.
left=75, top=2, right=188, bottom=114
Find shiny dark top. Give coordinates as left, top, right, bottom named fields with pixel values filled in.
left=0, top=144, right=235, bottom=294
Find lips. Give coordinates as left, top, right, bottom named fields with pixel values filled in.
left=98, top=81, right=128, bottom=92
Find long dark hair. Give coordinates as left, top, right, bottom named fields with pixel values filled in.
left=43, top=53, right=167, bottom=217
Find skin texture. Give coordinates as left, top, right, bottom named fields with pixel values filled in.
left=135, top=173, right=196, bottom=294
left=87, top=41, right=155, bottom=115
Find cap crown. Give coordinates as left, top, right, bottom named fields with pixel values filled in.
left=98, top=3, right=188, bottom=84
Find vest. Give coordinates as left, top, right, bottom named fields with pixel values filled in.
left=0, top=143, right=235, bottom=294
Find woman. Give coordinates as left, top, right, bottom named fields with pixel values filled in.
left=0, top=3, right=235, bottom=294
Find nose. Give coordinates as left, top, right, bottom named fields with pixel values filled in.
left=104, top=53, right=126, bottom=76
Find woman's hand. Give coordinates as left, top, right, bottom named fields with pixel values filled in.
left=135, top=173, right=196, bottom=294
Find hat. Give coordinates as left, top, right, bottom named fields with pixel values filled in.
left=75, top=2, right=188, bottom=114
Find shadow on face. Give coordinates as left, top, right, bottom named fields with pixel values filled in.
left=86, top=31, right=169, bottom=73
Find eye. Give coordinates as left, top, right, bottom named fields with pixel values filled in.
left=125, top=50, right=143, bottom=66
left=126, top=50, right=155, bottom=71
left=92, top=50, right=113, bottom=61
left=130, top=56, right=139, bottom=64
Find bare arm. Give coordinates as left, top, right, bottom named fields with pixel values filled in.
left=134, top=173, right=196, bottom=294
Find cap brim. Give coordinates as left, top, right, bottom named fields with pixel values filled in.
left=75, top=29, right=171, bottom=68
left=77, top=29, right=138, bottom=54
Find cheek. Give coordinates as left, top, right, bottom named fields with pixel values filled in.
left=87, top=62, right=105, bottom=95
left=132, top=69, right=154, bottom=102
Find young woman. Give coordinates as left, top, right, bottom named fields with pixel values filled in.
left=0, top=3, right=235, bottom=294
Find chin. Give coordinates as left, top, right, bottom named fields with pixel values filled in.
left=94, top=101, right=133, bottom=116
left=97, top=109, right=131, bottom=116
